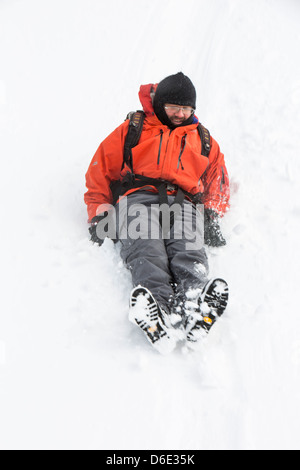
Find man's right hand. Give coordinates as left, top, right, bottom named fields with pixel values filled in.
left=88, top=214, right=107, bottom=246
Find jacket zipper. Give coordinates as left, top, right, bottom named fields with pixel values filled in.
left=177, top=134, right=187, bottom=170
left=157, top=130, right=163, bottom=166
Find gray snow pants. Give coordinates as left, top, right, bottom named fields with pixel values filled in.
left=117, top=192, right=209, bottom=313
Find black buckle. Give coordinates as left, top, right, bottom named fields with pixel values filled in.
left=166, top=183, right=177, bottom=192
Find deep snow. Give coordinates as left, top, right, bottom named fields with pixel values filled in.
left=1, top=0, right=300, bottom=450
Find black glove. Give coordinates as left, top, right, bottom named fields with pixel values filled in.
left=204, top=209, right=226, bottom=247
left=88, top=214, right=107, bottom=246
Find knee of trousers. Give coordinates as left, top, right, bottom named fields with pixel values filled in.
left=119, top=238, right=169, bottom=271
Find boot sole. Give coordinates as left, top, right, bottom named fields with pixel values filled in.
left=129, top=286, right=177, bottom=354
left=186, top=279, right=229, bottom=343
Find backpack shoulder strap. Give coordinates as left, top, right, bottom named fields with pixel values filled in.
left=122, top=110, right=145, bottom=171
left=197, top=123, right=211, bottom=158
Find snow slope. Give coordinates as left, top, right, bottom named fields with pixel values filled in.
left=1, top=0, right=300, bottom=450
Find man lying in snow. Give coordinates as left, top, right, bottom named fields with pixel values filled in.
left=84, top=72, right=230, bottom=354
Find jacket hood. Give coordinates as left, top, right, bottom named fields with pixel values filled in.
left=138, top=83, right=157, bottom=117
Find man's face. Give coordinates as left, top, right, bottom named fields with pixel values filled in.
left=164, top=104, right=194, bottom=126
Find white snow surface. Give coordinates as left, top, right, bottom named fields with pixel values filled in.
left=1, top=0, right=300, bottom=450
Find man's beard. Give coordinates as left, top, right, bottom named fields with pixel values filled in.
left=168, top=116, right=186, bottom=126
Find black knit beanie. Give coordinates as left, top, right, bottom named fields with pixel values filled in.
left=153, top=72, right=196, bottom=128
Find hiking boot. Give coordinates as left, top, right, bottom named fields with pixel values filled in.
left=186, top=278, right=229, bottom=343
left=129, top=286, right=177, bottom=355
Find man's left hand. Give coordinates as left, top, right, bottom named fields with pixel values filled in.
left=204, top=209, right=227, bottom=247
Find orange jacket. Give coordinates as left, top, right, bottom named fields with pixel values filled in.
left=84, top=84, right=230, bottom=222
